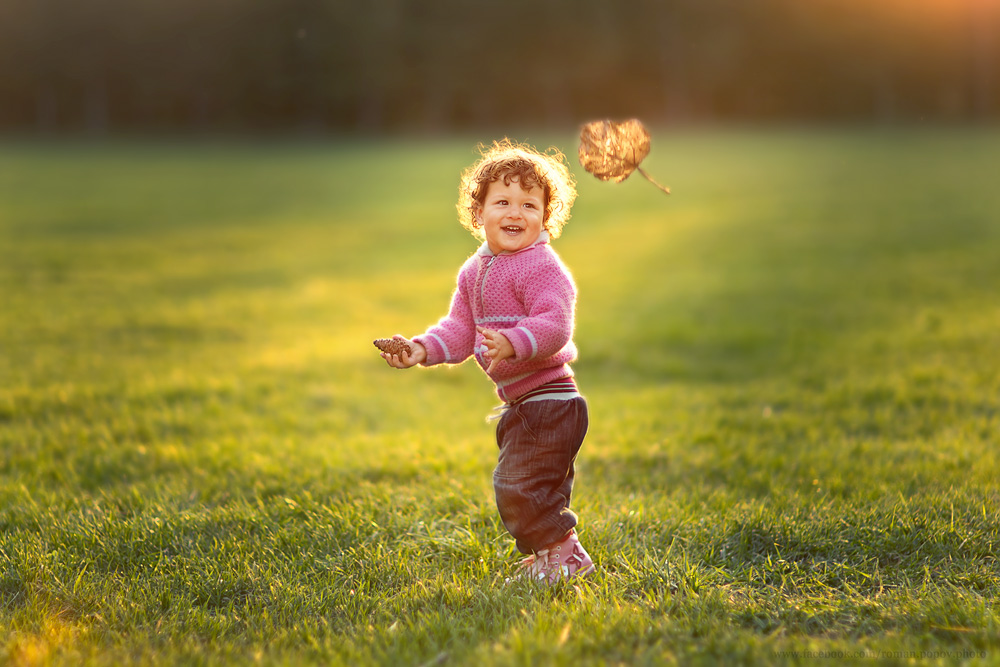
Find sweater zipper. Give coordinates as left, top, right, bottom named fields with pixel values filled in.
left=477, top=255, right=498, bottom=367
left=480, top=254, right=497, bottom=318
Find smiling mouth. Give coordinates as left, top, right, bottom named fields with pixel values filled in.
left=502, top=226, right=523, bottom=235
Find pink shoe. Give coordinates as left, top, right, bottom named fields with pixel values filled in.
left=512, top=530, right=596, bottom=584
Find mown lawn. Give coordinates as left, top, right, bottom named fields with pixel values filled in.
left=1, top=128, right=999, bottom=665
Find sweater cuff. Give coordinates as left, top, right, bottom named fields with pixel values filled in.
left=500, top=326, right=538, bottom=362
left=412, top=333, right=447, bottom=365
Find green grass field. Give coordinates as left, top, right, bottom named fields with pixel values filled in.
left=2, top=128, right=999, bottom=666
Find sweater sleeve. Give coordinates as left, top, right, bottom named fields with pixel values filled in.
left=498, top=252, right=576, bottom=363
left=412, top=258, right=477, bottom=366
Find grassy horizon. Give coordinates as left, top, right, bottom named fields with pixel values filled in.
left=1, top=127, right=999, bottom=665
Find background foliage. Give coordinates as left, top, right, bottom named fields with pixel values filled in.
left=1, top=0, right=998, bottom=134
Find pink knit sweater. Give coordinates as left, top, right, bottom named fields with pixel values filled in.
left=413, top=232, right=578, bottom=403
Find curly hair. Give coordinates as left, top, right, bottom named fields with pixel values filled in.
left=457, top=139, right=577, bottom=240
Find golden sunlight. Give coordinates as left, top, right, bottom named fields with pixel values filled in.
left=852, top=0, right=999, bottom=25
left=795, top=0, right=996, bottom=36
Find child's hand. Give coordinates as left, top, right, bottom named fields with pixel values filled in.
left=477, top=326, right=514, bottom=373
left=379, top=335, right=427, bottom=369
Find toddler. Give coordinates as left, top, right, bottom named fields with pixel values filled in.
left=378, top=139, right=594, bottom=583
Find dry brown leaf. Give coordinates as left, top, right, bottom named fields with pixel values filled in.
left=578, top=119, right=670, bottom=194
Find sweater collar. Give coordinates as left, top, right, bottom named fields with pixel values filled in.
left=476, top=230, right=550, bottom=258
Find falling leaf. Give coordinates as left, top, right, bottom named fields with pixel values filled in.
left=578, top=119, right=670, bottom=194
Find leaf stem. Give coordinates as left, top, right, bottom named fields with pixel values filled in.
left=637, top=166, right=671, bottom=194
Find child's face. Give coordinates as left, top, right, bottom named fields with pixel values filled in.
left=476, top=176, right=545, bottom=254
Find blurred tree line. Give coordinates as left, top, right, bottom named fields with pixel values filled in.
left=0, top=0, right=996, bottom=134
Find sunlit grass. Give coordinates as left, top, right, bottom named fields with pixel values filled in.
left=1, top=128, right=999, bottom=665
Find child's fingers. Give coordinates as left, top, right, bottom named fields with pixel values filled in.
left=479, top=328, right=500, bottom=351
left=381, top=351, right=406, bottom=368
